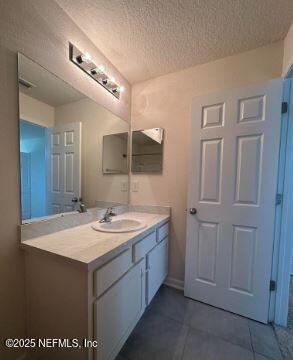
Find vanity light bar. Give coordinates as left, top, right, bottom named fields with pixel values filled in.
left=69, top=43, right=124, bottom=99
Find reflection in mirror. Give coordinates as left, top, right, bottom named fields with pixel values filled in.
left=131, top=128, right=164, bottom=173
left=103, top=133, right=128, bottom=174
left=18, top=53, right=129, bottom=223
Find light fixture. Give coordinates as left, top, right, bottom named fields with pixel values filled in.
left=113, top=86, right=124, bottom=94
left=69, top=43, right=124, bottom=99
left=75, top=52, right=92, bottom=64
left=98, top=64, right=105, bottom=73
left=90, top=64, right=106, bottom=76
left=89, top=67, right=98, bottom=76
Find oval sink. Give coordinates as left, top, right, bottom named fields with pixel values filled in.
left=92, top=219, right=146, bottom=233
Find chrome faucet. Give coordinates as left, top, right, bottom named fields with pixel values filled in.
left=72, top=197, right=87, bottom=213
left=99, top=207, right=116, bottom=223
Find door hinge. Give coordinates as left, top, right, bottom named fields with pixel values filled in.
left=282, top=102, right=288, bottom=114
left=270, top=280, right=276, bottom=292
left=276, top=193, right=283, bottom=206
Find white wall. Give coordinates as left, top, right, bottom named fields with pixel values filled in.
left=55, top=98, right=129, bottom=207
left=0, top=1, right=130, bottom=359
left=283, top=22, right=293, bottom=75
left=131, top=42, right=284, bottom=284
left=19, top=92, right=55, bottom=127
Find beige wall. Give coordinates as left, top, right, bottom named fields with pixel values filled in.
left=19, top=92, right=55, bottom=127
left=0, top=1, right=130, bottom=359
left=130, top=42, right=284, bottom=283
left=55, top=98, right=129, bottom=207
left=283, top=22, right=293, bottom=75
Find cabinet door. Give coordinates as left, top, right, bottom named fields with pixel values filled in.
left=146, top=237, right=168, bottom=305
left=94, top=259, right=145, bottom=360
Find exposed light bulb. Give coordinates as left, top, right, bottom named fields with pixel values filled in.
left=98, top=65, right=105, bottom=73
left=119, top=86, right=125, bottom=93
left=109, top=76, right=116, bottom=83
left=76, top=52, right=92, bottom=64
left=82, top=52, right=92, bottom=63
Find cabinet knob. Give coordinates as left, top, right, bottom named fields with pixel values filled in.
left=189, top=208, right=197, bottom=215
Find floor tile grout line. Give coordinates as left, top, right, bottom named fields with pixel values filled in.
left=271, top=325, right=285, bottom=359
left=168, top=310, right=254, bottom=352
left=120, top=286, right=283, bottom=360
left=248, top=321, right=256, bottom=354
left=179, top=326, right=190, bottom=360
left=249, top=320, right=284, bottom=360
left=172, top=324, right=189, bottom=360
left=154, top=307, right=255, bottom=354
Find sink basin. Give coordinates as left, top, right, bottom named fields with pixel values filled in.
left=92, top=218, right=146, bottom=233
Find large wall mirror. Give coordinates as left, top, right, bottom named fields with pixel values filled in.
left=18, top=53, right=129, bottom=223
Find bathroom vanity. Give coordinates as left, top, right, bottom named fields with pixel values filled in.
left=17, top=52, right=169, bottom=360
left=21, top=210, right=169, bottom=360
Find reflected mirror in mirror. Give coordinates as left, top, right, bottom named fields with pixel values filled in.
left=131, top=128, right=164, bottom=173
left=103, top=133, right=128, bottom=174
left=18, top=53, right=129, bottom=223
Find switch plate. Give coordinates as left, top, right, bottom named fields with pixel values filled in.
left=121, top=181, right=128, bottom=192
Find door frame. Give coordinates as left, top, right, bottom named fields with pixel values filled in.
left=270, top=71, right=293, bottom=325
left=19, top=119, right=48, bottom=222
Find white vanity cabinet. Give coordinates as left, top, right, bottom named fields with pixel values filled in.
left=94, top=259, right=146, bottom=360
left=93, top=221, right=169, bottom=360
left=24, top=219, right=169, bottom=360
left=146, top=237, right=168, bottom=305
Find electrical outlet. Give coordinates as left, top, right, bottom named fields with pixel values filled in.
left=132, top=181, right=139, bottom=192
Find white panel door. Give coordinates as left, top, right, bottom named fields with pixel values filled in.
left=184, top=79, right=283, bottom=323
left=47, top=122, right=81, bottom=214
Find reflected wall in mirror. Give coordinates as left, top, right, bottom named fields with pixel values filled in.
left=103, top=133, right=128, bottom=174
left=131, top=128, right=164, bottom=173
left=18, top=53, right=129, bottom=223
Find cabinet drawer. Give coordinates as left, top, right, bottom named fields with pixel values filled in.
left=157, top=222, right=169, bottom=243
left=133, top=231, right=156, bottom=263
left=94, top=248, right=132, bottom=297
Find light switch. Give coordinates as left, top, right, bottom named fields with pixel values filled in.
left=132, top=181, right=139, bottom=192
left=121, top=181, right=128, bottom=192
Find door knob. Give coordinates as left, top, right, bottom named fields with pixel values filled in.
left=189, top=208, right=197, bottom=215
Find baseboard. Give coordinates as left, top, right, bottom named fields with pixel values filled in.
left=164, top=277, right=184, bottom=291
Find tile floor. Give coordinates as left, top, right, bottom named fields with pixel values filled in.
left=274, top=276, right=293, bottom=359
left=118, top=285, right=283, bottom=360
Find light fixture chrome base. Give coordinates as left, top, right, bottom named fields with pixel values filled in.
left=69, top=43, right=123, bottom=99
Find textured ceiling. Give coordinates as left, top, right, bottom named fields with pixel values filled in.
left=56, top=0, right=293, bottom=84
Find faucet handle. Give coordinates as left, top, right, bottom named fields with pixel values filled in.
left=109, top=208, right=116, bottom=216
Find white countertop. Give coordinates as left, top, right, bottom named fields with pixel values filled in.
left=21, top=212, right=169, bottom=270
